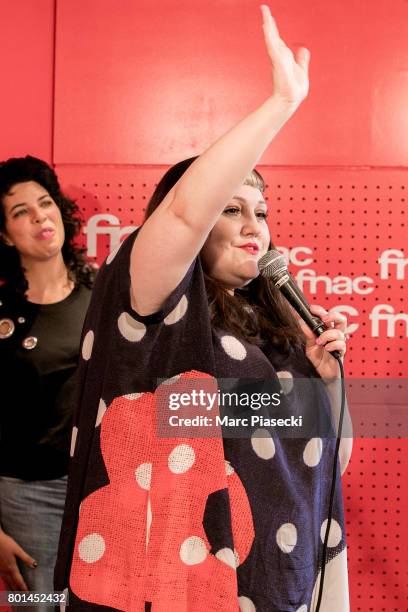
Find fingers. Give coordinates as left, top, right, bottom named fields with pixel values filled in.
left=315, top=328, right=347, bottom=357
left=8, top=565, right=29, bottom=592
left=309, top=304, right=348, bottom=332
left=261, top=5, right=285, bottom=60
left=261, top=5, right=310, bottom=72
left=1, top=560, right=29, bottom=591
left=316, top=328, right=345, bottom=345
left=260, top=5, right=280, bottom=40
left=294, top=47, right=311, bottom=73
left=13, top=541, right=37, bottom=572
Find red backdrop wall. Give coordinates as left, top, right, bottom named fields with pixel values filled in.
left=1, top=1, right=407, bottom=610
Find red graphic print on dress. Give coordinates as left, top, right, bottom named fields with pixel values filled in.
left=70, top=371, right=254, bottom=611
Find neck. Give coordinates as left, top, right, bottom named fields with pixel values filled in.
left=21, top=253, right=74, bottom=304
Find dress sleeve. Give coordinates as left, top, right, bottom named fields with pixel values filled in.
left=100, top=227, right=198, bottom=325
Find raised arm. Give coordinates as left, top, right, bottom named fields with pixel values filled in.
left=130, top=5, right=310, bottom=315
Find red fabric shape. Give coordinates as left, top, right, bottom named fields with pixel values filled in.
left=70, top=371, right=254, bottom=611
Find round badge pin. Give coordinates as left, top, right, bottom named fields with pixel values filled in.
left=0, top=318, right=15, bottom=339
left=22, top=336, right=38, bottom=350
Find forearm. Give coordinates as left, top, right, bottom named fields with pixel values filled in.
left=171, top=95, right=298, bottom=230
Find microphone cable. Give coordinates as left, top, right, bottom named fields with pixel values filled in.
left=314, top=355, right=346, bottom=612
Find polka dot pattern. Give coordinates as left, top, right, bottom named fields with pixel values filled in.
left=215, top=547, right=236, bottom=569
left=123, top=392, right=143, bottom=400
left=238, top=596, right=256, bottom=611
left=164, top=295, right=188, bottom=325
left=70, top=426, right=78, bottom=458
left=276, top=523, right=297, bottom=553
left=320, top=518, right=342, bottom=548
left=168, top=444, right=195, bottom=474
left=251, top=428, right=275, bottom=460
left=303, top=438, right=323, bottom=467
left=78, top=533, right=106, bottom=563
left=296, top=606, right=308, bottom=612
left=95, top=399, right=107, bottom=427
left=221, top=335, right=247, bottom=361
left=159, top=374, right=181, bottom=386
left=82, top=330, right=94, bottom=360
left=180, top=536, right=208, bottom=565
left=135, top=462, right=152, bottom=490
left=225, top=460, right=234, bottom=476
left=117, top=312, right=146, bottom=342
left=276, top=370, right=294, bottom=394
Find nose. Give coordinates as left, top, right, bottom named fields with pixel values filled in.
left=241, top=213, right=261, bottom=237
left=31, top=207, right=47, bottom=224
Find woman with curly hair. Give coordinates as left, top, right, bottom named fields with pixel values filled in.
left=0, top=155, right=94, bottom=608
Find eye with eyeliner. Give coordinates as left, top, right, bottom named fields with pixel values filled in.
left=223, top=206, right=241, bottom=215
left=223, top=206, right=268, bottom=220
left=13, top=208, right=27, bottom=218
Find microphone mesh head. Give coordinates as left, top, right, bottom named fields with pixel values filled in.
left=258, top=250, right=288, bottom=280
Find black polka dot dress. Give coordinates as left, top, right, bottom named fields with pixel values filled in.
left=55, top=229, right=349, bottom=612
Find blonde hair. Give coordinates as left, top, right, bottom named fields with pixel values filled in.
left=243, top=169, right=265, bottom=193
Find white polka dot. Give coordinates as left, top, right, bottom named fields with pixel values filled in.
left=311, top=548, right=348, bottom=610
left=159, top=375, right=181, bottom=386
left=95, top=399, right=107, bottom=427
left=180, top=536, right=208, bottom=565
left=221, top=335, right=247, bottom=361
left=70, top=426, right=78, bottom=457
left=215, top=547, right=236, bottom=569
left=78, top=533, right=106, bottom=563
left=320, top=518, right=342, bottom=548
left=225, top=460, right=234, bottom=476
left=106, top=242, right=123, bottom=265
left=117, top=312, right=146, bottom=342
left=251, top=428, right=275, bottom=460
left=168, top=444, right=195, bottom=474
left=238, top=596, right=256, bottom=612
left=146, top=496, right=152, bottom=549
left=123, top=392, right=143, bottom=400
left=303, top=438, right=323, bottom=467
left=276, top=370, right=294, bottom=394
left=135, top=462, right=152, bottom=490
left=276, top=523, right=297, bottom=553
left=296, top=606, right=308, bottom=612
left=60, top=588, right=69, bottom=612
left=82, top=330, right=94, bottom=360
left=164, top=295, right=188, bottom=325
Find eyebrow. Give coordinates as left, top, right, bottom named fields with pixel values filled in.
left=9, top=194, right=50, bottom=213
left=232, top=195, right=267, bottom=206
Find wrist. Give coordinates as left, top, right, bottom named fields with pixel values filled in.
left=264, top=94, right=301, bottom=119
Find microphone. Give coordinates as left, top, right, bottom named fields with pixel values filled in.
left=258, top=250, right=341, bottom=360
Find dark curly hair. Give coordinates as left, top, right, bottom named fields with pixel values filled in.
left=145, top=157, right=306, bottom=355
left=0, top=155, right=94, bottom=295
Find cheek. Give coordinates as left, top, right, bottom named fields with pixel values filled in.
left=261, top=225, right=271, bottom=249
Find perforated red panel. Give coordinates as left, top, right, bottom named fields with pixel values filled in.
left=56, top=163, right=408, bottom=610
left=58, top=165, right=407, bottom=378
